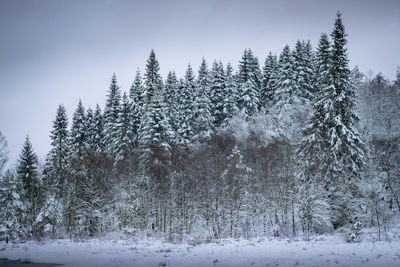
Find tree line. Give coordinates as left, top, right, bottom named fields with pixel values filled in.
left=1, top=12, right=400, bottom=242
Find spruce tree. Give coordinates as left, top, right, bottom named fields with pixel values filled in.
left=299, top=33, right=332, bottom=178
left=46, top=104, right=69, bottom=197
left=175, top=66, right=196, bottom=143
left=164, top=71, right=180, bottom=133
left=67, top=100, right=89, bottom=234
left=129, top=69, right=144, bottom=142
left=103, top=73, right=121, bottom=155
left=222, top=63, right=238, bottom=123
left=326, top=12, right=364, bottom=227
left=274, top=45, right=297, bottom=110
left=238, top=49, right=261, bottom=86
left=93, top=104, right=104, bottom=152
left=301, top=13, right=364, bottom=228
left=239, top=79, right=259, bottom=117
left=261, top=52, right=279, bottom=110
left=130, top=69, right=145, bottom=108
left=293, top=40, right=314, bottom=101
left=70, top=100, right=87, bottom=159
left=114, top=93, right=136, bottom=161
left=144, top=49, right=163, bottom=104
left=238, top=49, right=262, bottom=109
left=0, top=131, right=7, bottom=175
left=17, top=135, right=40, bottom=235
left=0, top=170, right=26, bottom=241
left=194, top=59, right=214, bottom=136
left=210, top=61, right=226, bottom=126
left=85, top=107, right=96, bottom=151
left=139, top=91, right=174, bottom=147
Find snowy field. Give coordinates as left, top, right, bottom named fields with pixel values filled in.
left=1, top=232, right=400, bottom=267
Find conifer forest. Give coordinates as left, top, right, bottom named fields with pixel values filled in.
left=1, top=6, right=400, bottom=266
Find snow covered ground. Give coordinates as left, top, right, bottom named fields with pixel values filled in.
left=1, top=233, right=400, bottom=267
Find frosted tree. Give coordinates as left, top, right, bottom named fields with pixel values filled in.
left=238, top=49, right=262, bottom=88
left=326, top=12, right=365, bottom=227
left=239, top=79, right=259, bottom=117
left=17, top=135, right=41, bottom=236
left=393, top=66, right=400, bottom=92
left=0, top=131, right=8, bottom=174
left=0, top=170, right=26, bottom=242
left=164, top=71, right=180, bottom=133
left=222, top=146, right=249, bottom=237
left=130, top=69, right=145, bottom=108
left=114, top=93, right=136, bottom=161
left=42, top=105, right=69, bottom=234
left=139, top=91, right=174, bottom=148
left=299, top=33, right=332, bottom=184
left=274, top=45, right=296, bottom=109
left=358, top=72, right=400, bottom=218
left=144, top=49, right=163, bottom=104
left=176, top=66, right=196, bottom=144
left=210, top=61, right=226, bottom=127
left=93, top=104, right=104, bottom=152
left=85, top=107, right=96, bottom=151
left=222, top=63, right=238, bottom=123
left=70, top=100, right=87, bottom=159
left=194, top=59, right=214, bottom=136
left=138, top=90, right=174, bottom=223
left=261, top=52, right=279, bottom=110
left=103, top=73, right=121, bottom=155
left=293, top=40, right=314, bottom=102
left=238, top=49, right=262, bottom=109
left=129, top=70, right=144, bottom=143
left=67, top=100, right=88, bottom=234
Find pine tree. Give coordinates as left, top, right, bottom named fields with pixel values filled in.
left=299, top=33, right=332, bottom=180
left=129, top=69, right=144, bottom=142
left=175, top=66, right=196, bottom=143
left=238, top=49, right=262, bottom=109
left=93, top=104, right=104, bottom=152
left=85, top=107, right=96, bottom=151
left=164, top=71, right=180, bottom=133
left=130, top=69, right=145, bottom=108
left=261, top=52, right=279, bottom=110
left=222, top=63, right=238, bottom=123
left=70, top=100, right=87, bottom=159
left=0, top=131, right=7, bottom=175
left=273, top=45, right=297, bottom=110
left=103, top=73, right=121, bottom=155
left=238, top=49, right=262, bottom=86
left=17, top=135, right=40, bottom=236
left=0, top=170, right=26, bottom=242
left=144, top=49, right=163, bottom=104
left=210, top=61, right=226, bottom=126
left=193, top=59, right=214, bottom=136
left=325, top=12, right=365, bottom=227
left=239, top=79, right=259, bottom=117
left=139, top=91, right=174, bottom=147
left=301, top=13, right=364, bottom=228
left=293, top=40, right=314, bottom=102
left=46, top=105, right=69, bottom=196
left=114, top=93, right=136, bottom=161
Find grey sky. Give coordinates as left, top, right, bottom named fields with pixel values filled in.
left=0, top=0, right=399, bottom=167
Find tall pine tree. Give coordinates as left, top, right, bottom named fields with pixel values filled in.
left=17, top=136, right=40, bottom=236
left=261, top=52, right=279, bottom=110
left=103, top=73, right=121, bottom=156
left=194, top=59, right=214, bottom=135
left=144, top=50, right=163, bottom=105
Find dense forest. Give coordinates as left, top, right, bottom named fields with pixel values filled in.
left=1, top=12, right=399, bottom=243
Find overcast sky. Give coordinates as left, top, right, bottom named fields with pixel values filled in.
left=0, top=0, right=399, bottom=167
